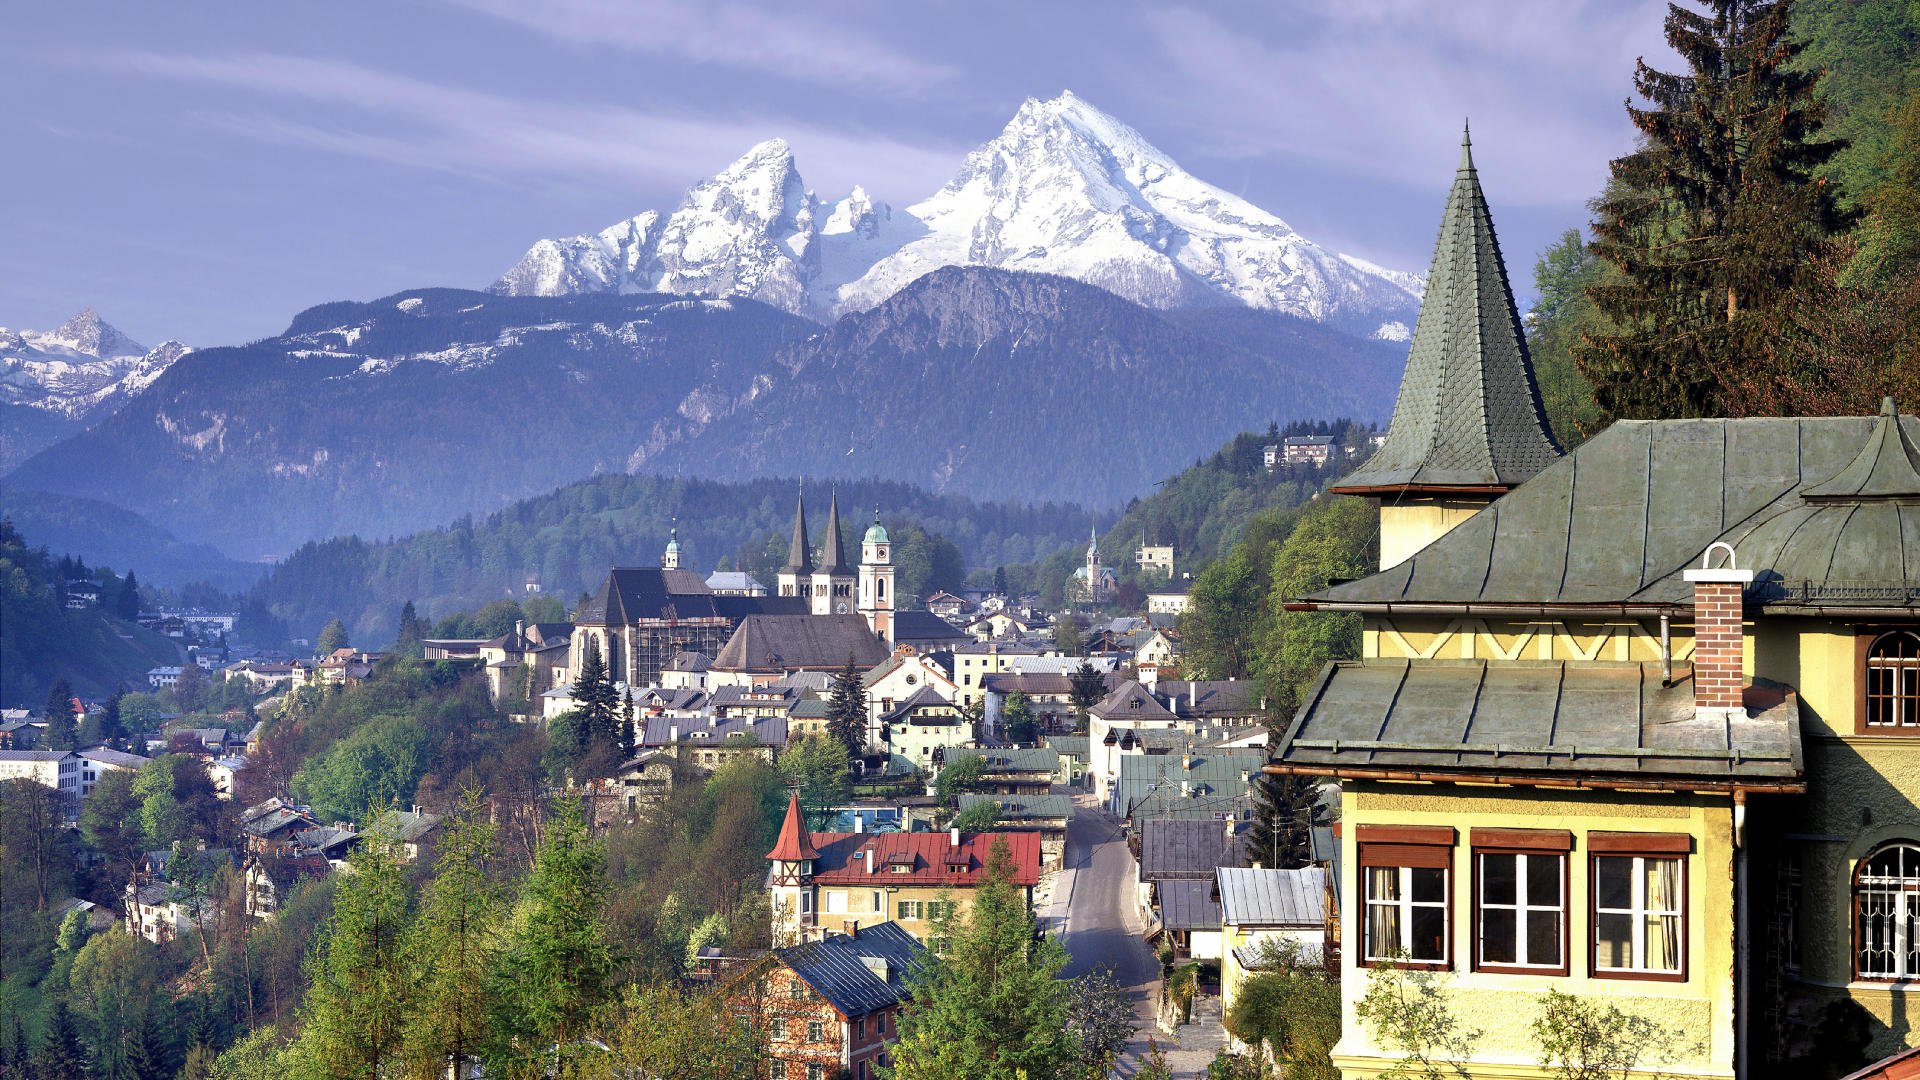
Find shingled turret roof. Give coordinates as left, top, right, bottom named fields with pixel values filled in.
left=818, top=489, right=849, bottom=573
left=767, top=791, right=819, bottom=861
left=1332, top=124, right=1560, bottom=495
left=784, top=488, right=813, bottom=574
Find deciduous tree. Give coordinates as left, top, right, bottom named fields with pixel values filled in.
left=290, top=826, right=414, bottom=1079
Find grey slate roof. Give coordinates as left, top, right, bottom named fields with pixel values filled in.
left=784, top=489, right=814, bottom=574
left=1139, top=818, right=1248, bottom=880
left=774, top=921, right=924, bottom=1018
left=1158, top=878, right=1223, bottom=932
left=712, top=614, right=890, bottom=673
left=1312, top=410, right=1920, bottom=612
left=955, top=793, right=1072, bottom=821
left=1333, top=127, right=1560, bottom=494
left=818, top=490, right=849, bottom=573
left=1091, top=680, right=1179, bottom=722
left=891, top=609, right=972, bottom=646
left=1216, top=866, right=1327, bottom=927
left=1277, top=658, right=1803, bottom=787
left=1115, top=749, right=1266, bottom=819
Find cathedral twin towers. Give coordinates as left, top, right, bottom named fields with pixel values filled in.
left=776, top=489, right=895, bottom=642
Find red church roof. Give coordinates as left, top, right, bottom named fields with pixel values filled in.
left=805, top=831, right=1042, bottom=888
left=767, top=792, right=820, bottom=861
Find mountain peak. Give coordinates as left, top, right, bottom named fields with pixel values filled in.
left=53, top=307, right=144, bottom=358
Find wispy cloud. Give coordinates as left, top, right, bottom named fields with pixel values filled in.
left=101, top=51, right=961, bottom=201
left=1137, top=1, right=1672, bottom=206
left=438, top=0, right=958, bottom=94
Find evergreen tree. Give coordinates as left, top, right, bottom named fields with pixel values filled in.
left=2, top=1010, right=29, bottom=1075
left=1580, top=0, right=1847, bottom=420
left=291, top=825, right=414, bottom=1079
left=826, top=657, right=869, bottom=757
left=117, top=570, right=142, bottom=620
left=43, top=677, right=76, bottom=749
left=403, top=793, right=503, bottom=1080
left=35, top=1000, right=89, bottom=1079
left=494, top=796, right=617, bottom=1065
left=1067, top=662, right=1106, bottom=732
left=1245, top=772, right=1328, bottom=870
left=393, top=600, right=426, bottom=656
left=888, top=838, right=1078, bottom=1079
left=619, top=686, right=636, bottom=760
left=570, top=637, right=618, bottom=751
left=315, top=618, right=350, bottom=656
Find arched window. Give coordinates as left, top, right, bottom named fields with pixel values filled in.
left=1864, top=631, right=1920, bottom=730
left=1856, top=842, right=1920, bottom=980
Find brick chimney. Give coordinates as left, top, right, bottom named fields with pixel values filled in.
left=1683, top=542, right=1752, bottom=715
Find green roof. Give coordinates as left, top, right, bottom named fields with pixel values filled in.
left=1333, top=125, right=1560, bottom=494
left=1277, top=659, right=1802, bottom=789
left=946, top=746, right=1060, bottom=774
left=1311, top=412, right=1920, bottom=612
left=955, top=794, right=1072, bottom=820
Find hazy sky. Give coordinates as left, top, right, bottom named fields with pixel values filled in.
left=1, top=1, right=1674, bottom=347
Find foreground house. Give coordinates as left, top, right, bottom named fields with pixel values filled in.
left=1216, top=866, right=1334, bottom=1044
left=733, top=921, right=924, bottom=1080
left=767, top=793, right=1041, bottom=945
left=1264, top=130, right=1920, bottom=1075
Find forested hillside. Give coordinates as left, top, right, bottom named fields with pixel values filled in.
left=242, top=473, right=1100, bottom=648
left=0, top=520, right=181, bottom=705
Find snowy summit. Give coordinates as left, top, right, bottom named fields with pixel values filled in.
left=493, top=92, right=1422, bottom=337
left=0, top=308, right=190, bottom=421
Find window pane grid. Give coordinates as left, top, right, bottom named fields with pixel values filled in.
left=1364, top=864, right=1447, bottom=963
left=1478, top=852, right=1564, bottom=969
left=1594, top=855, right=1683, bottom=974
left=1866, top=632, right=1920, bottom=728
left=1857, top=844, right=1920, bottom=979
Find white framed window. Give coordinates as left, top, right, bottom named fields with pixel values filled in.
left=1593, top=854, right=1684, bottom=977
left=1364, top=865, right=1449, bottom=964
left=1476, top=852, right=1565, bottom=971
left=1856, top=842, right=1920, bottom=980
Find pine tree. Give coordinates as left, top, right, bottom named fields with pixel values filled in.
left=1245, top=772, right=1327, bottom=869
left=1068, top=662, right=1106, bottom=732
left=43, top=677, right=76, bottom=750
left=1579, top=0, right=1847, bottom=420
left=291, top=824, right=414, bottom=1078
left=570, top=637, right=619, bottom=751
left=403, top=793, right=503, bottom=1080
left=315, top=618, right=350, bottom=656
left=117, top=570, right=142, bottom=620
left=826, top=657, right=868, bottom=757
left=889, top=839, right=1078, bottom=1079
left=34, top=1001, right=89, bottom=1079
left=393, top=600, right=426, bottom=656
left=495, top=796, right=618, bottom=1065
left=619, top=686, right=637, bottom=760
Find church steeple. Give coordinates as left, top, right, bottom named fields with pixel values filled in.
left=1331, top=123, right=1562, bottom=569
left=811, top=488, right=855, bottom=615
left=778, top=487, right=812, bottom=598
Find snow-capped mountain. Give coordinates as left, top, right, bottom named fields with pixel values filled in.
left=1, top=308, right=190, bottom=421
left=493, top=92, right=1422, bottom=337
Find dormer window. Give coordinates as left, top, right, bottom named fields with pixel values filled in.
left=1860, top=630, right=1920, bottom=733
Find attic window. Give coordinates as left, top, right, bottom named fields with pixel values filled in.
left=1129, top=698, right=1142, bottom=710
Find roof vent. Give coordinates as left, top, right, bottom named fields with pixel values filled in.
left=860, top=955, right=889, bottom=981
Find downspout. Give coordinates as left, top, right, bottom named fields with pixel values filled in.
left=1660, top=613, right=1673, bottom=687
left=1734, top=790, right=1749, bottom=1080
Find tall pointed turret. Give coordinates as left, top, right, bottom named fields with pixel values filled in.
left=777, top=487, right=813, bottom=598
left=1330, top=123, right=1562, bottom=569
left=811, top=487, right=855, bottom=614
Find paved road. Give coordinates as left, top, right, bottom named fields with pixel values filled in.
left=1055, top=800, right=1228, bottom=1077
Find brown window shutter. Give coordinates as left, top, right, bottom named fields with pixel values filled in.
left=1355, top=824, right=1455, bottom=847
left=1587, top=831, right=1692, bottom=854
left=1470, top=828, right=1573, bottom=851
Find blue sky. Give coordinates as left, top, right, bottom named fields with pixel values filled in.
left=1, top=1, right=1673, bottom=347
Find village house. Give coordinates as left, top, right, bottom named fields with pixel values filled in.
left=1110, top=745, right=1266, bottom=822
left=954, top=793, right=1072, bottom=868
left=78, top=747, right=148, bottom=797
left=243, top=853, right=330, bottom=921
left=706, top=570, right=769, bottom=597
left=1216, top=865, right=1334, bottom=1044
left=0, top=749, right=81, bottom=803
left=147, top=666, right=183, bottom=689
left=1146, top=580, right=1192, bottom=615
left=952, top=641, right=1045, bottom=709
left=864, top=646, right=960, bottom=736
left=240, top=797, right=321, bottom=856
left=638, top=715, right=785, bottom=770
left=1262, top=130, right=1897, bottom=1076
left=734, top=921, right=924, bottom=1080
left=476, top=620, right=573, bottom=702
left=938, top=746, right=1060, bottom=796
left=660, top=650, right=712, bottom=690
left=1281, top=434, right=1336, bottom=466
left=1137, top=817, right=1247, bottom=955
left=767, top=793, right=1042, bottom=945
left=878, top=687, right=967, bottom=769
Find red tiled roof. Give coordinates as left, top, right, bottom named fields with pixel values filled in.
left=767, top=792, right=820, bottom=861
left=806, top=831, right=1042, bottom=887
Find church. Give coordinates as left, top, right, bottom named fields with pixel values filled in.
left=571, top=489, right=961, bottom=690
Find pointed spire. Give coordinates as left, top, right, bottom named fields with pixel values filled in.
left=819, top=488, right=848, bottom=572
left=1331, top=125, right=1560, bottom=496
left=1804, top=398, right=1920, bottom=501
left=784, top=485, right=813, bottom=574
left=766, top=790, right=819, bottom=861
